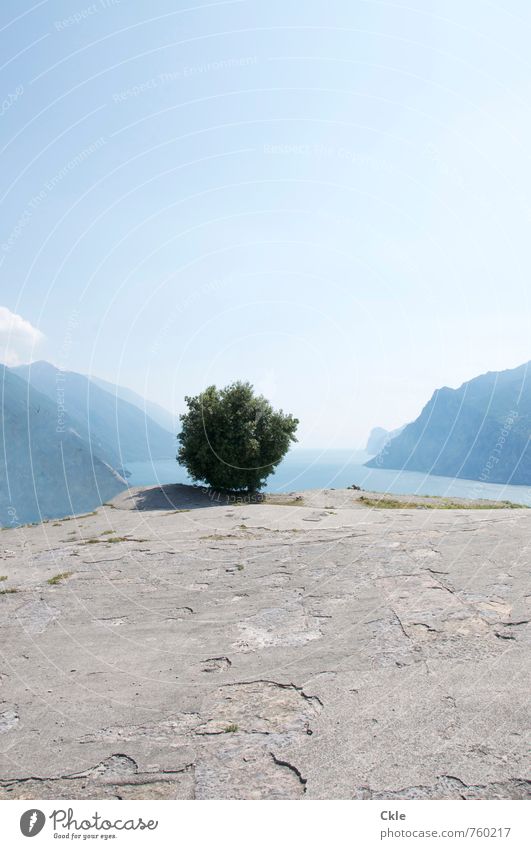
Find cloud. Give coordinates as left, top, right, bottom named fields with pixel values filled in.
left=0, top=305, right=44, bottom=366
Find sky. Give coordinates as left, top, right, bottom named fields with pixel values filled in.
left=1, top=0, right=531, bottom=448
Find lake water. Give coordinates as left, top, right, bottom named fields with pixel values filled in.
left=126, top=449, right=531, bottom=506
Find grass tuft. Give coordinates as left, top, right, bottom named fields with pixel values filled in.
left=358, top=495, right=526, bottom=510
left=47, top=571, right=73, bottom=585
left=266, top=495, right=305, bottom=507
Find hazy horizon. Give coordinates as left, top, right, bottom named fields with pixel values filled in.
left=3, top=353, right=531, bottom=451
left=2, top=0, right=531, bottom=447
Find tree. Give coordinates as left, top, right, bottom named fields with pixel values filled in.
left=177, top=382, right=299, bottom=491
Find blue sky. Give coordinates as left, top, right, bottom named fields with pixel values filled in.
left=1, top=0, right=530, bottom=447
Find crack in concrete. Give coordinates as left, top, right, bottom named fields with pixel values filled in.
left=356, top=775, right=531, bottom=800
left=221, top=679, right=324, bottom=708
left=270, top=752, right=307, bottom=791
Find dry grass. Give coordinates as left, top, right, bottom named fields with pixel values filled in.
left=47, top=571, right=73, bottom=585
left=61, top=511, right=97, bottom=522
left=265, top=495, right=305, bottom=507
left=358, top=495, right=525, bottom=510
left=201, top=533, right=237, bottom=541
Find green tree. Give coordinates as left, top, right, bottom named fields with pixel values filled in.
left=177, top=382, right=299, bottom=491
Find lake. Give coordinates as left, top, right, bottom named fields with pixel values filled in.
left=126, top=449, right=531, bottom=506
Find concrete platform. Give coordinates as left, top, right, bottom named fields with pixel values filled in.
left=0, top=487, right=529, bottom=799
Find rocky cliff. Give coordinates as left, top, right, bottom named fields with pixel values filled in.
left=366, top=361, right=531, bottom=485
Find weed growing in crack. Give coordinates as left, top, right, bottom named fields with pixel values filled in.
left=47, top=571, right=73, bottom=585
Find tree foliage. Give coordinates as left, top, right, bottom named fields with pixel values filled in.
left=177, top=382, right=299, bottom=491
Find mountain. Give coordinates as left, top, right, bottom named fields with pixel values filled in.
left=13, top=362, right=176, bottom=470
left=365, top=425, right=405, bottom=455
left=91, top=374, right=175, bottom=433
left=0, top=367, right=126, bottom=526
left=366, top=361, right=531, bottom=485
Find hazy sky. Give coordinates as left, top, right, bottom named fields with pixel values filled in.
left=1, top=0, right=531, bottom=447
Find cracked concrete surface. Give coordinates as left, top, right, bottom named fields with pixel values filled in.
left=0, top=485, right=529, bottom=799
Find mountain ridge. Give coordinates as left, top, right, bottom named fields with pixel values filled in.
left=13, top=361, right=176, bottom=469
left=0, top=366, right=126, bottom=525
left=365, top=424, right=405, bottom=455
left=90, top=373, right=176, bottom=433
left=366, top=360, right=531, bottom=485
